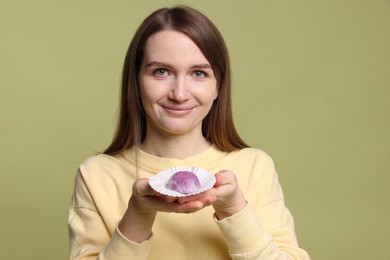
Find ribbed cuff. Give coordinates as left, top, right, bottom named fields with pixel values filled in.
left=100, top=224, right=152, bottom=259
left=214, top=204, right=272, bottom=254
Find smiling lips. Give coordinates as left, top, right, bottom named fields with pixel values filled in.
left=163, top=105, right=194, bottom=116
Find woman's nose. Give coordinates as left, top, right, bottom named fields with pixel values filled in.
left=168, top=77, right=189, bottom=102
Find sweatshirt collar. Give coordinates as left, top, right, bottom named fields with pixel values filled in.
left=124, top=144, right=227, bottom=173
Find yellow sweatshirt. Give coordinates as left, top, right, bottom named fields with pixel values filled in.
left=68, top=146, right=310, bottom=259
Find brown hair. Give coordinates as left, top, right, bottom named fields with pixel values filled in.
left=104, top=5, right=248, bottom=155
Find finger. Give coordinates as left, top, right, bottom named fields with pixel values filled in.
left=177, top=192, right=216, bottom=205
left=134, top=178, right=156, bottom=197
left=214, top=172, right=223, bottom=187
left=146, top=196, right=204, bottom=213
left=215, top=170, right=236, bottom=187
left=175, top=200, right=204, bottom=212
left=164, top=195, right=178, bottom=203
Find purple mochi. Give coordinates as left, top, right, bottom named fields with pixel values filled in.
left=166, top=171, right=201, bottom=194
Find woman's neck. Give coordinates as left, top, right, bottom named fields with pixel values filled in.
left=139, top=132, right=211, bottom=159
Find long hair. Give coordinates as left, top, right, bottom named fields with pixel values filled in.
left=104, top=6, right=248, bottom=155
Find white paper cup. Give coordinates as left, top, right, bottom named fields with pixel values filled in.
left=149, top=166, right=216, bottom=197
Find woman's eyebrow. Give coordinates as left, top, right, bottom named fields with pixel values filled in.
left=145, top=61, right=173, bottom=68
left=191, top=64, right=213, bottom=70
left=145, top=61, right=212, bottom=70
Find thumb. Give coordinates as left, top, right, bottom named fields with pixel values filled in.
left=214, top=170, right=228, bottom=187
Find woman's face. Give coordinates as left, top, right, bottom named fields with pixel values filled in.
left=139, top=30, right=218, bottom=138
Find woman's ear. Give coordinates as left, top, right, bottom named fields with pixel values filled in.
left=213, top=84, right=219, bottom=100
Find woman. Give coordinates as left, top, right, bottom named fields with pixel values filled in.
left=68, top=6, right=310, bottom=259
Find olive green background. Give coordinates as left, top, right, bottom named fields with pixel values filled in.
left=1, top=0, right=389, bottom=259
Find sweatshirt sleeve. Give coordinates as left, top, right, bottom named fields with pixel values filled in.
left=67, top=169, right=152, bottom=260
left=215, top=204, right=309, bottom=259
left=214, top=151, right=310, bottom=259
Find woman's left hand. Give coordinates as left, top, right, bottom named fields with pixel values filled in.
left=176, top=170, right=247, bottom=220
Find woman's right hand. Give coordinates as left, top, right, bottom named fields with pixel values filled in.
left=118, top=178, right=214, bottom=243
left=132, top=178, right=215, bottom=213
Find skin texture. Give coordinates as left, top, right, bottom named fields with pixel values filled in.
left=118, top=30, right=247, bottom=243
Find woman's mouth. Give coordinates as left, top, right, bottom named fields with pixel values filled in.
left=163, top=106, right=193, bottom=116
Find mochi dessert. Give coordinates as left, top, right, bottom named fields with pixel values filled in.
left=149, top=166, right=215, bottom=197
left=166, top=171, right=201, bottom=194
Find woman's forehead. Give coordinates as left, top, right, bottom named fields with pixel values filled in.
left=142, top=30, right=210, bottom=68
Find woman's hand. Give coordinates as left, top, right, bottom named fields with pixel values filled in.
left=130, top=178, right=209, bottom=214
left=178, top=170, right=247, bottom=220
left=119, top=170, right=246, bottom=242
left=118, top=177, right=211, bottom=243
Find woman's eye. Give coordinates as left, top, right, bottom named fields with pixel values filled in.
left=154, top=69, right=168, bottom=77
left=193, top=71, right=206, bottom=78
